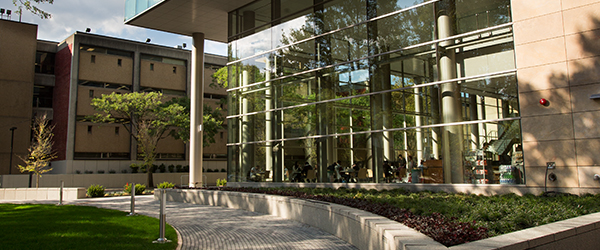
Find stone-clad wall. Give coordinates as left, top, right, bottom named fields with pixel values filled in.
left=513, top=0, right=600, bottom=190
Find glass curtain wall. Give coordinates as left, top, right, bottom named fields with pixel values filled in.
left=226, top=0, right=524, bottom=185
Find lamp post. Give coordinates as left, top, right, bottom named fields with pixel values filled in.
left=9, top=127, right=16, bottom=175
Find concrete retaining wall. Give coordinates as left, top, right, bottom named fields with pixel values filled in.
left=0, top=188, right=86, bottom=200
left=0, top=172, right=227, bottom=188
left=158, top=189, right=600, bottom=250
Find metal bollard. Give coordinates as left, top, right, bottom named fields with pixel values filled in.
left=127, top=183, right=136, bottom=216
left=58, top=180, right=64, bottom=206
left=153, top=189, right=171, bottom=243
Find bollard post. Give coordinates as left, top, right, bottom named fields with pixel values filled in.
left=153, top=189, right=171, bottom=243
left=58, top=180, right=64, bottom=206
left=127, top=183, right=136, bottom=216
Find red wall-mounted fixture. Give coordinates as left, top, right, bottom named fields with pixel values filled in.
left=539, top=98, right=549, bottom=106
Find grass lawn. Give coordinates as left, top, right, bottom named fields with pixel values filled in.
left=0, top=204, right=177, bottom=250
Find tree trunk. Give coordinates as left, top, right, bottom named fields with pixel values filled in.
left=147, top=166, right=154, bottom=188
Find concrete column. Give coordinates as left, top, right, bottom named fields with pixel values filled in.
left=431, top=86, right=440, bottom=159
left=241, top=70, right=254, bottom=180
left=265, top=60, right=272, bottom=178
left=130, top=50, right=141, bottom=161
left=437, top=0, right=464, bottom=183
left=414, top=88, right=423, bottom=162
left=189, top=33, right=205, bottom=187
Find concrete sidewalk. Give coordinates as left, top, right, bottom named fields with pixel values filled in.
left=1, top=196, right=357, bottom=250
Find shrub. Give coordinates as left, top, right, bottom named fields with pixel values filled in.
left=75, top=170, right=81, bottom=174
left=108, top=169, right=116, bottom=174
left=206, top=169, right=212, bottom=173
left=121, top=169, right=128, bottom=173
left=182, top=165, right=189, bottom=172
left=84, top=170, right=93, bottom=174
left=87, top=184, right=105, bottom=197
left=158, top=163, right=166, bottom=173
left=97, top=170, right=105, bottom=174
left=123, top=183, right=146, bottom=195
left=157, top=182, right=175, bottom=189
left=168, top=164, right=175, bottom=173
left=152, top=164, right=158, bottom=173
left=130, top=163, right=139, bottom=173
left=216, top=178, right=227, bottom=187
left=176, top=165, right=182, bottom=172
left=221, top=168, right=227, bottom=172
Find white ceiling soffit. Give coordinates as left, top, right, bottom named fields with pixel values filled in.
left=125, top=0, right=255, bottom=43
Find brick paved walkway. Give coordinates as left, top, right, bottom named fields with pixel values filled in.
left=1, top=196, right=357, bottom=250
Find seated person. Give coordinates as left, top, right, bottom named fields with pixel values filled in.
left=250, top=165, right=262, bottom=181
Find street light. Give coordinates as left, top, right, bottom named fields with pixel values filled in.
left=9, top=127, right=16, bottom=175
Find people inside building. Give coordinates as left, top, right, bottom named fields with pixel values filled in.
left=291, top=161, right=304, bottom=182
left=383, top=160, right=393, bottom=183
left=250, top=165, right=261, bottom=182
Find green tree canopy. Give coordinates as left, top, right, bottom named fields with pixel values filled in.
left=89, top=92, right=187, bottom=187
left=13, top=0, right=53, bottom=19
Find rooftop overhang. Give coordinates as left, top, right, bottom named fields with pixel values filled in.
left=125, top=0, right=254, bottom=43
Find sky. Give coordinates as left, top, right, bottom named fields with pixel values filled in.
left=0, top=0, right=227, bottom=56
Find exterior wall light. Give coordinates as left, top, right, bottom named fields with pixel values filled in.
left=539, top=98, right=549, bottom=106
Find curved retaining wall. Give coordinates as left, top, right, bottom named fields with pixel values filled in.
left=159, top=189, right=600, bottom=250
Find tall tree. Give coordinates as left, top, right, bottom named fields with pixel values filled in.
left=89, top=92, right=188, bottom=187
left=89, top=92, right=224, bottom=187
left=18, top=114, right=56, bottom=188
left=12, top=0, right=53, bottom=19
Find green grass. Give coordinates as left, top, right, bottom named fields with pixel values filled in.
left=262, top=187, right=600, bottom=236
left=0, top=204, right=177, bottom=250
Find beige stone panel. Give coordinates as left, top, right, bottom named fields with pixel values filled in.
left=521, top=114, right=574, bottom=142
left=515, top=37, right=567, bottom=69
left=74, top=123, right=130, bottom=152
left=568, top=56, right=600, bottom=86
left=523, top=140, right=577, bottom=167
left=0, top=21, right=37, bottom=82
left=563, top=0, right=600, bottom=10
left=511, top=0, right=562, bottom=22
left=563, top=2, right=600, bottom=35
left=517, top=62, right=569, bottom=92
left=513, top=12, right=564, bottom=46
left=525, top=166, right=580, bottom=188
left=155, top=135, right=185, bottom=154
left=78, top=51, right=133, bottom=85
left=140, top=60, right=187, bottom=91
left=570, top=84, right=600, bottom=112
left=576, top=138, right=600, bottom=166
left=565, top=30, right=600, bottom=60
left=76, top=86, right=130, bottom=116
left=578, top=167, right=600, bottom=188
left=519, top=88, right=571, bottom=117
left=573, top=111, right=600, bottom=138
left=204, top=129, right=227, bottom=154
left=0, top=80, right=34, bottom=118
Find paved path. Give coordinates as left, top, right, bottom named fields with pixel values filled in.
left=1, top=196, right=357, bottom=250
